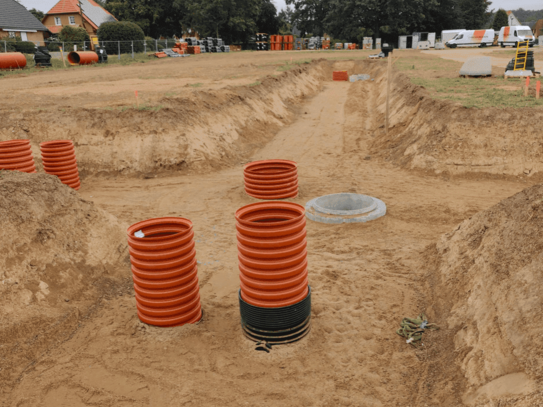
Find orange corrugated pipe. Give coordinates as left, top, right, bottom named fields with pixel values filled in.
left=67, top=51, right=98, bottom=66
left=127, top=217, right=203, bottom=327
left=0, top=140, right=36, bottom=173
left=236, top=202, right=309, bottom=308
left=40, top=140, right=81, bottom=190
left=0, top=53, right=27, bottom=70
left=244, top=160, right=298, bottom=199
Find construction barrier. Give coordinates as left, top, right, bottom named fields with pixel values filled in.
left=0, top=140, right=36, bottom=173
left=127, top=217, right=203, bottom=327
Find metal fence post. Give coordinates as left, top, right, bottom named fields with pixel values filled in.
left=166, top=39, right=168, bottom=49
left=144, top=41, right=146, bottom=54
left=155, top=39, right=158, bottom=52
left=3, top=41, right=6, bottom=52
left=62, top=42, right=65, bottom=52
left=118, top=41, right=120, bottom=60
left=131, top=41, right=134, bottom=59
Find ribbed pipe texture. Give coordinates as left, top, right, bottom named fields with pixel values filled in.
left=243, top=160, right=298, bottom=200
left=236, top=202, right=309, bottom=308
left=40, top=140, right=81, bottom=190
left=127, top=217, right=202, bottom=327
left=0, top=140, right=36, bottom=173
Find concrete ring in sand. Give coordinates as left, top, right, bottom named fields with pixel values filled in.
left=305, top=193, right=386, bottom=224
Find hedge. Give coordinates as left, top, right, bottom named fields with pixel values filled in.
left=97, top=21, right=145, bottom=54
left=13, top=41, right=36, bottom=54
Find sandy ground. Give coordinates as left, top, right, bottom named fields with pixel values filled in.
left=1, top=49, right=542, bottom=406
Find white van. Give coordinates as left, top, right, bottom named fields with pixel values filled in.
left=441, top=29, right=465, bottom=44
left=446, top=29, right=494, bottom=48
left=498, top=26, right=534, bottom=47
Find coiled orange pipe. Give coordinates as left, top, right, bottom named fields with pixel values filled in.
left=127, top=217, right=202, bottom=327
left=243, top=160, right=298, bottom=200
left=40, top=140, right=81, bottom=190
left=236, top=202, right=309, bottom=308
left=0, top=140, right=36, bottom=173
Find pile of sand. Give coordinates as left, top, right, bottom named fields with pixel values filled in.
left=0, top=171, right=128, bottom=398
left=424, top=183, right=543, bottom=405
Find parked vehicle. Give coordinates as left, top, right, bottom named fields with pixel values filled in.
left=445, top=29, right=495, bottom=48
left=441, top=29, right=465, bottom=43
left=498, top=26, right=534, bottom=47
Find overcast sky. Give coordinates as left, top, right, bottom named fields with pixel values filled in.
left=19, top=0, right=543, bottom=14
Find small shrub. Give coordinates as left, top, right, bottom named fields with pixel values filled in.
left=14, top=41, right=36, bottom=54
left=58, top=26, right=90, bottom=50
left=97, top=21, right=145, bottom=54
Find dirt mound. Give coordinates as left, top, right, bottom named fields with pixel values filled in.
left=423, top=183, right=543, bottom=405
left=0, top=171, right=128, bottom=399
left=0, top=62, right=326, bottom=179
left=369, top=66, right=543, bottom=179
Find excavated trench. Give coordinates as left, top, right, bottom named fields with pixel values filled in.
left=1, top=57, right=542, bottom=406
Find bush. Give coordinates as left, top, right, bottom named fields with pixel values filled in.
left=97, top=21, right=145, bottom=54
left=0, top=38, right=17, bottom=52
left=58, top=26, right=90, bottom=50
left=46, top=41, right=61, bottom=51
left=14, top=41, right=36, bottom=54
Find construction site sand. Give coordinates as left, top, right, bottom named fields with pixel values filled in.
left=0, top=51, right=542, bottom=406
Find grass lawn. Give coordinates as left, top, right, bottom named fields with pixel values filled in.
left=395, top=54, right=543, bottom=109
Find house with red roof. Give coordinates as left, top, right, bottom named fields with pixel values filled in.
left=42, top=0, right=116, bottom=38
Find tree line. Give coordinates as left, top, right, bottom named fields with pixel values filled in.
left=287, top=0, right=493, bottom=43
left=102, top=0, right=286, bottom=45
left=60, top=0, right=533, bottom=46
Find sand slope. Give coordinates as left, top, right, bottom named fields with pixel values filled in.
left=0, top=172, right=129, bottom=402
left=424, top=184, right=543, bottom=405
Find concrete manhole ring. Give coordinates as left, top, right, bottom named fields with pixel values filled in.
left=305, top=193, right=386, bottom=224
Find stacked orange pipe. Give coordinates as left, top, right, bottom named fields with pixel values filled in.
left=236, top=202, right=309, bottom=308
left=40, top=140, right=81, bottom=190
left=127, top=217, right=203, bottom=327
left=333, top=71, right=349, bottom=81
left=243, top=160, right=298, bottom=199
left=0, top=140, right=36, bottom=173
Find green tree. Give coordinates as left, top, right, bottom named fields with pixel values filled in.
left=58, top=25, right=91, bottom=50
left=256, top=0, right=280, bottom=34
left=492, top=9, right=509, bottom=31
left=278, top=6, right=294, bottom=34
left=105, top=0, right=188, bottom=38
left=458, top=0, right=492, bottom=29
left=285, top=0, right=332, bottom=37
left=29, top=8, right=44, bottom=21
left=97, top=21, right=146, bottom=53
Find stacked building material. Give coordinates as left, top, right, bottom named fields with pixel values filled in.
left=187, top=46, right=201, bottom=54
left=295, top=38, right=303, bottom=50
left=283, top=35, right=294, bottom=50
left=256, top=33, right=269, bottom=51
left=333, top=71, right=349, bottom=81
left=363, top=37, right=373, bottom=49
left=153, top=52, right=168, bottom=58
left=322, top=38, right=331, bottom=49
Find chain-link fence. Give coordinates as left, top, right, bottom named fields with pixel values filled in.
left=1, top=39, right=179, bottom=60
